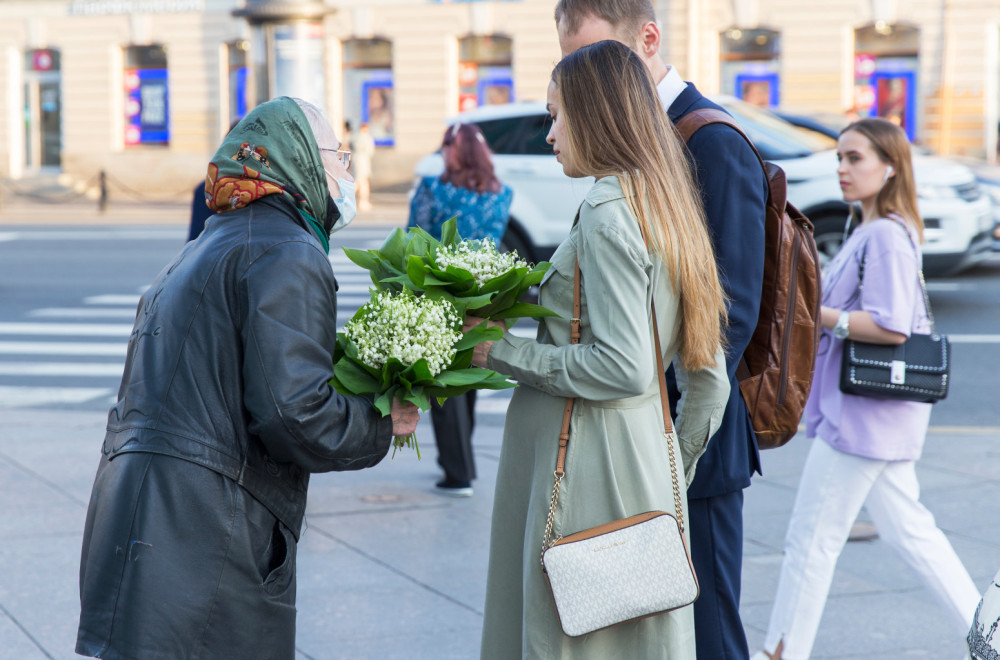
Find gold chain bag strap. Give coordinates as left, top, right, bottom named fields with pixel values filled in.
left=540, top=257, right=699, bottom=638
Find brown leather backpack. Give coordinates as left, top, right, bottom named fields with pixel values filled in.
left=675, top=109, right=822, bottom=449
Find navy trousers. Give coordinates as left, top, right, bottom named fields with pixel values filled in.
left=689, top=489, right=749, bottom=660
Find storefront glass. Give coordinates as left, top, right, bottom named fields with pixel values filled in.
left=720, top=28, right=781, bottom=108
left=343, top=38, right=394, bottom=147
left=124, top=44, right=169, bottom=146
left=23, top=49, right=62, bottom=168
left=458, top=35, right=513, bottom=112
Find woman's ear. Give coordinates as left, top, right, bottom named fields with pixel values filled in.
left=882, top=165, right=894, bottom=183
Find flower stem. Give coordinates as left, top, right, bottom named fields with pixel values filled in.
left=391, top=433, right=421, bottom=459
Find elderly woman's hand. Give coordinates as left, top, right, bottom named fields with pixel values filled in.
left=464, top=316, right=505, bottom=369
left=390, top=398, right=420, bottom=437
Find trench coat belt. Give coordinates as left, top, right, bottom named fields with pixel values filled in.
left=577, top=389, right=660, bottom=410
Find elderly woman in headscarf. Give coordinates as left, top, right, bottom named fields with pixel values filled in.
left=75, top=97, right=419, bottom=660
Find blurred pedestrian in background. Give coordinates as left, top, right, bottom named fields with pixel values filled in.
left=408, top=122, right=513, bottom=496
left=76, top=96, right=419, bottom=660
left=354, top=122, right=376, bottom=212
left=187, top=120, right=240, bottom=242
left=473, top=40, right=729, bottom=658
left=752, top=118, right=979, bottom=660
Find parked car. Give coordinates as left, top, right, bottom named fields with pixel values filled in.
left=779, top=108, right=1000, bottom=255
left=413, top=98, right=994, bottom=276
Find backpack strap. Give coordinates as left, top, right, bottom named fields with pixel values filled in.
left=674, top=108, right=766, bottom=171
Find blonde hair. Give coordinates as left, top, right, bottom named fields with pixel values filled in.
left=841, top=118, right=924, bottom=242
left=552, top=40, right=727, bottom=370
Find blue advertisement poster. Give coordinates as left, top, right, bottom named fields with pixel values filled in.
left=125, top=68, right=169, bottom=145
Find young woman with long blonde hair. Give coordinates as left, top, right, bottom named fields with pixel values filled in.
left=468, top=39, right=730, bottom=658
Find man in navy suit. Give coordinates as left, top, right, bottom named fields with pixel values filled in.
left=556, top=2, right=768, bottom=657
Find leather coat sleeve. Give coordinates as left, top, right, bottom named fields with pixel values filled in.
left=240, top=239, right=393, bottom=472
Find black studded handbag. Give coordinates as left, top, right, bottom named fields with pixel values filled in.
left=838, top=223, right=950, bottom=404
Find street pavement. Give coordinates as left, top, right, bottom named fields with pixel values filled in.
left=1, top=193, right=998, bottom=659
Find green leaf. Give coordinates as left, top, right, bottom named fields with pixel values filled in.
left=332, top=358, right=380, bottom=394
left=378, top=228, right=408, bottom=266
left=479, top=267, right=523, bottom=294
left=440, top=217, right=460, bottom=246
left=408, top=388, right=431, bottom=411
left=523, top=262, right=551, bottom=287
left=342, top=247, right=382, bottom=272
left=453, top=323, right=504, bottom=352
left=405, top=255, right=428, bottom=289
left=435, top=369, right=494, bottom=387
left=374, top=389, right=395, bottom=416
left=490, top=302, right=561, bottom=320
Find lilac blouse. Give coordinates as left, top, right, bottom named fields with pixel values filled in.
left=803, top=217, right=933, bottom=461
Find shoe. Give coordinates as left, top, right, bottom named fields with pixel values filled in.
left=435, top=478, right=473, bottom=497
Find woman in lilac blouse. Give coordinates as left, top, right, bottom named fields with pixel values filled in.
left=407, top=123, right=513, bottom=497
left=752, top=118, right=980, bottom=660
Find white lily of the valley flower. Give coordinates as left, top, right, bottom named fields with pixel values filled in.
left=434, top=238, right=528, bottom=288
left=344, top=291, right=462, bottom=377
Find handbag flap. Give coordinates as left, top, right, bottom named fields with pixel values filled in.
left=549, top=511, right=669, bottom=547
left=844, top=334, right=949, bottom=374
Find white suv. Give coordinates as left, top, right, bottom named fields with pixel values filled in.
left=412, top=97, right=993, bottom=276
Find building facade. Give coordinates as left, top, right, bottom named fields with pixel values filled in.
left=1, top=0, right=997, bottom=194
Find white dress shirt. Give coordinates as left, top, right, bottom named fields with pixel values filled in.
left=656, top=66, right=687, bottom=113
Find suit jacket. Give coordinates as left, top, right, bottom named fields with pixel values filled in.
left=667, top=83, right=769, bottom=499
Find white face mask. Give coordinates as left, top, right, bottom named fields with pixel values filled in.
left=325, top=170, right=357, bottom=232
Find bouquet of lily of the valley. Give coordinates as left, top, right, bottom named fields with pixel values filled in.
left=343, top=217, right=557, bottom=321
left=329, top=289, right=515, bottom=457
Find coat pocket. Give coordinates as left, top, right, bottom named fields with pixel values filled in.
left=259, top=519, right=297, bottom=596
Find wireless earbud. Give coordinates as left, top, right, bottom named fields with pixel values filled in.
left=882, top=165, right=894, bottom=182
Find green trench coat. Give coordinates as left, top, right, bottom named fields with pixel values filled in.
left=480, top=177, right=730, bottom=659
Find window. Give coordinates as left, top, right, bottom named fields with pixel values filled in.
left=720, top=28, right=781, bottom=108
left=124, top=44, right=169, bottom=146
left=226, top=40, right=249, bottom=126
left=343, top=38, right=394, bottom=147
left=23, top=49, right=62, bottom=168
left=853, top=23, right=920, bottom=141
left=458, top=35, right=513, bottom=112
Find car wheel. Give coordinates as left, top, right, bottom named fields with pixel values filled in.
left=811, top=214, right=851, bottom=271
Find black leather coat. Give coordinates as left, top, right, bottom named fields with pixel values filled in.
left=77, top=196, right=392, bottom=659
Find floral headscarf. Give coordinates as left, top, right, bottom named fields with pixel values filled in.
left=204, top=96, right=335, bottom=252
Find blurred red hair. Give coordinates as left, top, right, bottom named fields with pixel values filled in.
left=439, top=123, right=502, bottom=194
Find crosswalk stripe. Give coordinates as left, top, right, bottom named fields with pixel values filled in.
left=30, top=308, right=139, bottom=319
left=949, top=335, right=1000, bottom=343
left=85, top=295, right=141, bottom=305
left=0, top=342, right=126, bottom=356
left=0, top=386, right=112, bottom=408
left=0, top=362, right=125, bottom=376
left=0, top=323, right=133, bottom=336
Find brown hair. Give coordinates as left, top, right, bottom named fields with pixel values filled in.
left=552, top=40, right=726, bottom=371
left=439, top=123, right=502, bottom=194
left=554, top=0, right=656, bottom=41
left=840, top=118, right=924, bottom=242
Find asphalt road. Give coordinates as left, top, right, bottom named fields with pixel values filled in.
left=0, top=222, right=997, bottom=430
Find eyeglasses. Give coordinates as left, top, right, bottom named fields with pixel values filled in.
left=320, top=147, right=352, bottom=169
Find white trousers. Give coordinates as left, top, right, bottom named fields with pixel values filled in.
left=761, top=437, right=980, bottom=659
